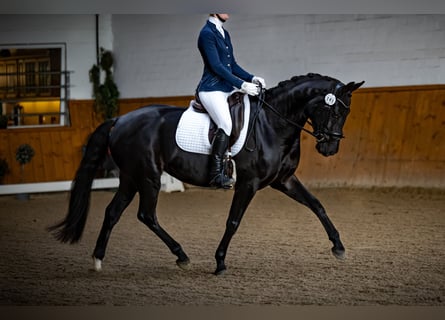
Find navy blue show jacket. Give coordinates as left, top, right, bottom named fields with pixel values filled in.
left=196, top=20, right=254, bottom=93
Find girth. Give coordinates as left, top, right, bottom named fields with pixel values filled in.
left=192, top=91, right=245, bottom=148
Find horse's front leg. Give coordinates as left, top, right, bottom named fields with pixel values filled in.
left=271, top=175, right=345, bottom=259
left=214, top=183, right=257, bottom=275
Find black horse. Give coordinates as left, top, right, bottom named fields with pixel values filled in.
left=49, top=73, right=364, bottom=275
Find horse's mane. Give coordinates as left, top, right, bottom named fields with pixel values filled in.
left=266, top=73, right=340, bottom=99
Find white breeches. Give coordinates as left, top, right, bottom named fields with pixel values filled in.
left=198, top=91, right=232, bottom=136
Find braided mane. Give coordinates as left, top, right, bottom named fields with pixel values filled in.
left=266, top=73, right=340, bottom=99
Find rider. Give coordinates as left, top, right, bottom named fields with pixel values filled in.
left=196, top=13, right=266, bottom=189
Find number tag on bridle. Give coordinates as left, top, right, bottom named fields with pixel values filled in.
left=324, top=93, right=336, bottom=106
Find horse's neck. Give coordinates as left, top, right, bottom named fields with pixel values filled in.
left=266, top=78, right=334, bottom=124
left=264, top=89, right=308, bottom=130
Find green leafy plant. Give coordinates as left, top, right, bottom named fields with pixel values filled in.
left=15, top=144, right=35, bottom=182
left=89, top=47, right=120, bottom=120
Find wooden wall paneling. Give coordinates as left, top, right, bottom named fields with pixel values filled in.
left=295, top=86, right=445, bottom=188
left=401, top=89, right=445, bottom=187
left=57, top=131, right=73, bottom=181
left=118, top=96, right=191, bottom=116
left=6, top=132, right=19, bottom=183
left=341, top=92, right=375, bottom=186
left=366, top=91, right=390, bottom=185
left=0, top=86, right=443, bottom=187
left=21, top=132, right=37, bottom=183
left=428, top=90, right=445, bottom=161
left=379, top=90, right=412, bottom=186
left=118, top=98, right=149, bottom=115
left=0, top=131, right=12, bottom=184
left=418, top=90, right=445, bottom=160
left=67, top=101, right=82, bottom=127
left=399, top=91, right=427, bottom=186
left=69, top=129, right=87, bottom=179
left=51, top=131, right=65, bottom=181
left=392, top=91, right=414, bottom=185
left=357, top=90, right=399, bottom=186
left=69, top=100, right=96, bottom=129
left=398, top=91, right=417, bottom=185
left=68, top=129, right=87, bottom=179
left=430, top=90, right=445, bottom=187
left=384, top=91, right=411, bottom=185
left=26, top=131, right=44, bottom=183
left=60, top=130, right=74, bottom=179
left=38, top=130, right=58, bottom=182
left=355, top=92, right=377, bottom=186
left=344, top=92, right=375, bottom=186
left=6, top=131, right=36, bottom=183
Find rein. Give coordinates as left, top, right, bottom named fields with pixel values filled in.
left=257, top=90, right=318, bottom=139
left=245, top=87, right=347, bottom=152
left=245, top=89, right=316, bottom=152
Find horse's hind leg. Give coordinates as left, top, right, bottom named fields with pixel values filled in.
left=92, top=177, right=137, bottom=271
left=137, top=177, right=190, bottom=269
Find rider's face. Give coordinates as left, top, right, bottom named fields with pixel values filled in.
left=216, top=14, right=230, bottom=21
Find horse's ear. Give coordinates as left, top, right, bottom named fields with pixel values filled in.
left=351, top=81, right=365, bottom=92
left=338, top=81, right=365, bottom=96
left=346, top=81, right=365, bottom=93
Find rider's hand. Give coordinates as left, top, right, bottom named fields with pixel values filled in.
left=241, top=82, right=260, bottom=96
left=252, top=76, right=266, bottom=89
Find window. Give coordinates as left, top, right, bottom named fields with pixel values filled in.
left=0, top=43, right=70, bottom=128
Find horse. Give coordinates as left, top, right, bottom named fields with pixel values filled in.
left=48, top=73, right=364, bottom=275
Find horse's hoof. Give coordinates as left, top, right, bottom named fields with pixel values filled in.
left=93, top=258, right=103, bottom=271
left=176, top=258, right=190, bottom=270
left=332, top=248, right=346, bottom=260
left=214, top=266, right=227, bottom=276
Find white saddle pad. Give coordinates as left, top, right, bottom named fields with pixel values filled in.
left=175, top=95, right=250, bottom=156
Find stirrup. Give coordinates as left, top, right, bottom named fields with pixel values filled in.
left=210, top=174, right=234, bottom=189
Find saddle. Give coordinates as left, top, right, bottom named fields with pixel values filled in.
left=192, top=91, right=245, bottom=148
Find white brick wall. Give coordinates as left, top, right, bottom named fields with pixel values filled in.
left=1, top=14, right=444, bottom=99
left=113, top=14, right=445, bottom=98
left=112, top=15, right=204, bottom=98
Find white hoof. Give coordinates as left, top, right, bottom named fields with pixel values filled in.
left=94, top=258, right=102, bottom=271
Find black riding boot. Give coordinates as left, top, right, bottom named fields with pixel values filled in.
left=209, top=129, right=234, bottom=189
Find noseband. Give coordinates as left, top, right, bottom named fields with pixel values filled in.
left=312, top=97, right=349, bottom=142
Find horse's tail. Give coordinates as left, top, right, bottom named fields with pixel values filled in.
left=48, top=118, right=116, bottom=244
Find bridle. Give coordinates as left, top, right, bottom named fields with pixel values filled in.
left=256, top=87, right=349, bottom=143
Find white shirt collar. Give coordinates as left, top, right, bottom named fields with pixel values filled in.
left=208, top=16, right=225, bottom=38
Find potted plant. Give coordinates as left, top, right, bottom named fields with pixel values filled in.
left=0, top=158, right=10, bottom=184
left=89, top=47, right=120, bottom=121
left=89, top=48, right=120, bottom=179
left=15, top=143, right=35, bottom=200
